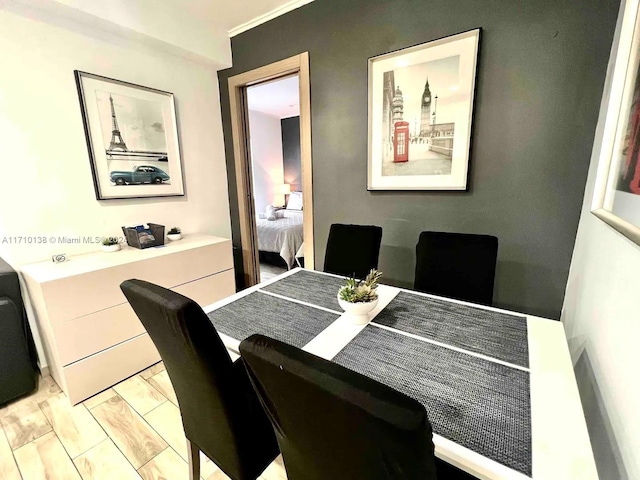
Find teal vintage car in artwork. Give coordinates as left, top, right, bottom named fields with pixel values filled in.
left=110, top=166, right=170, bottom=185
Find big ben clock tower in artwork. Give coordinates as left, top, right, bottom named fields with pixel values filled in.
left=420, top=78, right=432, bottom=137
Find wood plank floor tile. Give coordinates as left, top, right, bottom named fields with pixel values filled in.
left=146, top=370, right=179, bottom=406
left=83, top=388, right=117, bottom=410
left=39, top=392, right=107, bottom=458
left=139, top=362, right=165, bottom=380
left=23, top=376, right=63, bottom=406
left=143, top=401, right=217, bottom=478
left=0, top=396, right=52, bottom=450
left=90, top=395, right=167, bottom=469
left=260, top=456, right=287, bottom=480
left=207, top=469, right=232, bottom=480
left=0, top=427, right=21, bottom=480
left=36, top=375, right=62, bottom=398
left=138, top=447, right=190, bottom=480
left=13, top=431, right=81, bottom=480
left=113, top=375, right=166, bottom=416
left=74, top=438, right=141, bottom=480
left=0, top=376, right=59, bottom=421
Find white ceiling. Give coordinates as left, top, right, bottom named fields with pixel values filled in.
left=247, top=76, right=300, bottom=119
left=3, top=0, right=314, bottom=66
left=164, top=0, right=314, bottom=35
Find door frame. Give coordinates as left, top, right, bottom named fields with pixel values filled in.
left=228, top=52, right=314, bottom=287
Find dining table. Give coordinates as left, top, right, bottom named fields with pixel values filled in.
left=202, top=267, right=596, bottom=480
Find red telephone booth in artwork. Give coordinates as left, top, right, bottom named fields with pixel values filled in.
left=393, top=121, right=410, bottom=163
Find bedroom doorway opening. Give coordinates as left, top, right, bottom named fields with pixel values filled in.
left=227, top=53, right=314, bottom=287
left=247, top=75, right=302, bottom=282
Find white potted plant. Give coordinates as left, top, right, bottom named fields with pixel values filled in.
left=337, top=269, right=382, bottom=325
left=167, top=227, right=182, bottom=241
left=101, top=237, right=121, bottom=253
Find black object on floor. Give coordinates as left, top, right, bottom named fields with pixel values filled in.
left=259, top=250, right=288, bottom=269
left=0, top=257, right=38, bottom=405
left=333, top=326, right=532, bottom=477
left=414, top=231, right=498, bottom=306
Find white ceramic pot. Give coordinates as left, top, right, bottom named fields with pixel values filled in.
left=101, top=243, right=121, bottom=253
left=337, top=295, right=378, bottom=325
left=167, top=233, right=182, bottom=241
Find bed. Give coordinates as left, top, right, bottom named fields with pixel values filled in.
left=256, top=209, right=303, bottom=269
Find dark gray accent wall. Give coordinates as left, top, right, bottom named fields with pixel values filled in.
left=218, top=0, right=619, bottom=319
left=281, top=116, right=301, bottom=192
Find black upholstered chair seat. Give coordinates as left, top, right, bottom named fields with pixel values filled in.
left=121, top=279, right=278, bottom=480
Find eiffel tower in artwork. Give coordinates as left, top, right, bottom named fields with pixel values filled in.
left=108, top=95, right=128, bottom=152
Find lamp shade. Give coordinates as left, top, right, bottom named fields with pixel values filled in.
left=279, top=184, right=291, bottom=195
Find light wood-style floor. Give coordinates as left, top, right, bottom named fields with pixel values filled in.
left=259, top=263, right=287, bottom=282
left=0, top=364, right=287, bottom=480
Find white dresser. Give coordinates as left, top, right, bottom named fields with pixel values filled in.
left=21, top=234, right=235, bottom=404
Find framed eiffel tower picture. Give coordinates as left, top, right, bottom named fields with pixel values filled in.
left=74, top=71, right=184, bottom=200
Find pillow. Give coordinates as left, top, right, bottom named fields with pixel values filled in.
left=286, top=191, right=303, bottom=210
left=266, top=205, right=277, bottom=221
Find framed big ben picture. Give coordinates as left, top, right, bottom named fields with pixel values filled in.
left=367, top=29, right=481, bottom=191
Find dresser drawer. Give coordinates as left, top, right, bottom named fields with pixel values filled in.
left=52, top=269, right=235, bottom=366
left=64, top=333, right=160, bottom=405
left=173, top=269, right=235, bottom=308
left=53, top=303, right=144, bottom=366
left=43, top=240, right=233, bottom=324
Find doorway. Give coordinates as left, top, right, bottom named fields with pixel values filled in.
left=228, top=53, right=314, bottom=287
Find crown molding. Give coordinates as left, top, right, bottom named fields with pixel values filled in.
left=228, top=0, right=313, bottom=37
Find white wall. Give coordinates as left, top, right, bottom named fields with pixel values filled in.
left=0, top=10, right=232, bottom=365
left=1, top=0, right=232, bottom=67
left=54, top=0, right=231, bottom=65
left=562, top=2, right=640, bottom=478
left=248, top=109, right=285, bottom=214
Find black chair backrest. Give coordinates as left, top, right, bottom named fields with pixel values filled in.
left=323, top=223, right=383, bottom=278
left=414, top=231, right=498, bottom=305
left=239, top=334, right=438, bottom=480
left=120, top=280, right=278, bottom=480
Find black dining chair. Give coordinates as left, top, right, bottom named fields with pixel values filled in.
left=120, top=279, right=279, bottom=480
left=239, top=334, right=439, bottom=480
left=414, top=231, right=498, bottom=305
left=323, top=223, right=383, bottom=279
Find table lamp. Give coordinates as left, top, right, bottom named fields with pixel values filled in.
left=279, top=184, right=291, bottom=207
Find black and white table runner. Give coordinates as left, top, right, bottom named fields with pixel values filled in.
left=211, top=270, right=534, bottom=477
left=207, top=291, right=340, bottom=348
left=333, top=326, right=532, bottom=476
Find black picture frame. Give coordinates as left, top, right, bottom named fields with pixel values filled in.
left=74, top=70, right=185, bottom=200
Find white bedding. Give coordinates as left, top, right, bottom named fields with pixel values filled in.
left=256, top=210, right=303, bottom=268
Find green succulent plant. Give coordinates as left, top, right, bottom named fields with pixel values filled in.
left=338, top=269, right=383, bottom=303
left=102, top=237, right=119, bottom=246
left=168, top=227, right=181, bottom=235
